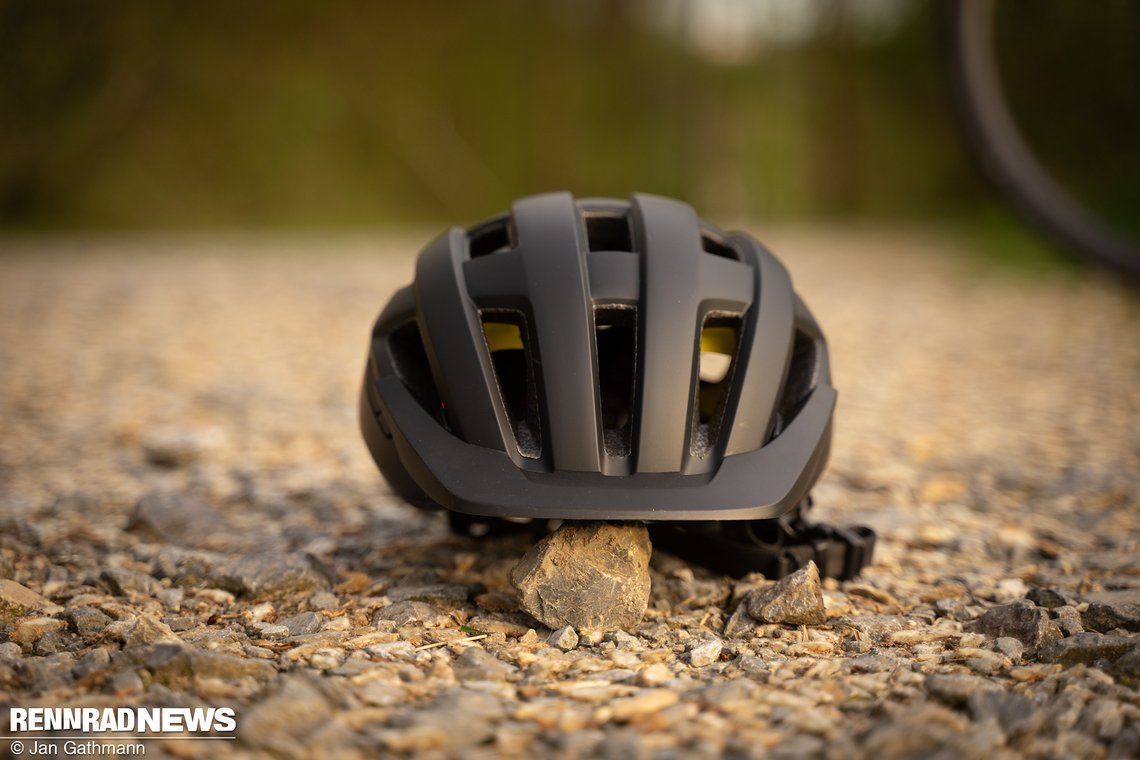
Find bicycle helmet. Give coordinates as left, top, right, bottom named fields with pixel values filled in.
left=360, top=192, right=873, bottom=577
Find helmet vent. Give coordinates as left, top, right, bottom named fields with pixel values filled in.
left=692, top=314, right=742, bottom=459
left=468, top=217, right=514, bottom=258
left=594, top=307, right=637, bottom=457
left=385, top=321, right=446, bottom=427
left=771, top=330, right=820, bottom=439
left=480, top=311, right=543, bottom=459
left=585, top=212, right=634, bottom=253
left=701, top=232, right=738, bottom=261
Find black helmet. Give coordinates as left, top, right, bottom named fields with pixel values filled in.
left=360, top=192, right=873, bottom=577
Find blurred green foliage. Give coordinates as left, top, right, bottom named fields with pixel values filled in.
left=0, top=0, right=1131, bottom=236
left=0, top=0, right=975, bottom=228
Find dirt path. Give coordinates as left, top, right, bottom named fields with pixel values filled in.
left=1, top=229, right=1138, bottom=758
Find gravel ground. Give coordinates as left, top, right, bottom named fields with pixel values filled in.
left=1, top=229, right=1138, bottom=759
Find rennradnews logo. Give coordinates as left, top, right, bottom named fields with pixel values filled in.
left=9, top=706, right=236, bottom=734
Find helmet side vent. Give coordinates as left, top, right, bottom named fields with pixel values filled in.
left=479, top=311, right=543, bottom=459
left=468, top=217, right=514, bottom=258
left=770, top=330, right=820, bottom=440
left=701, top=231, right=739, bottom=261
left=691, top=314, right=743, bottom=459
left=594, top=307, right=637, bottom=458
left=585, top=212, right=634, bottom=253
left=385, top=321, right=447, bottom=427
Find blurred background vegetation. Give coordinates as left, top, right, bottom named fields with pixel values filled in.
left=0, top=0, right=1134, bottom=252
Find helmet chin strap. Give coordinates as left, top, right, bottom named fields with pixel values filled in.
left=445, top=499, right=875, bottom=581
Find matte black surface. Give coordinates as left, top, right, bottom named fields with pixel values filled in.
left=360, top=192, right=839, bottom=522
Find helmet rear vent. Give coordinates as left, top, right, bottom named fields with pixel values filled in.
left=385, top=321, right=446, bottom=427
left=594, top=307, right=637, bottom=458
left=771, top=330, right=820, bottom=440
left=480, top=311, right=543, bottom=459
left=585, top=212, right=634, bottom=253
left=468, top=217, right=514, bottom=258
left=691, top=314, right=743, bottom=459
left=701, top=232, right=738, bottom=261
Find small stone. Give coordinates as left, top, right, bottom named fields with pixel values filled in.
left=1081, top=591, right=1140, bottom=633
left=374, top=601, right=450, bottom=628
left=365, top=641, right=415, bottom=660
left=847, top=653, right=904, bottom=673
left=1037, top=632, right=1136, bottom=667
left=1109, top=646, right=1140, bottom=684
left=101, top=567, right=163, bottom=597
left=388, top=583, right=476, bottom=605
left=163, top=616, right=197, bottom=632
left=453, top=647, right=514, bottom=681
left=636, top=662, right=673, bottom=686
left=73, top=647, right=112, bottom=678
left=142, top=426, right=223, bottom=468
left=689, top=638, right=723, bottom=668
left=609, top=689, right=679, bottom=721
left=11, top=617, right=67, bottom=647
left=309, top=648, right=344, bottom=670
left=994, top=636, right=1024, bottom=663
left=467, top=615, right=530, bottom=638
left=308, top=591, right=339, bottom=610
left=254, top=623, right=290, bottom=640
left=510, top=521, right=651, bottom=631
left=746, top=561, right=826, bottom=625
left=960, top=647, right=1010, bottom=676
left=124, top=615, right=181, bottom=648
left=925, top=673, right=1000, bottom=705
left=578, top=629, right=604, bottom=647
left=967, top=690, right=1043, bottom=739
left=1077, top=698, right=1125, bottom=741
left=1110, top=727, right=1140, bottom=758
left=63, top=607, right=113, bottom=638
left=1053, top=605, right=1084, bottom=636
left=1026, top=587, right=1078, bottom=609
left=127, top=489, right=226, bottom=546
left=153, top=547, right=327, bottom=598
left=723, top=604, right=759, bottom=639
left=145, top=643, right=277, bottom=686
left=248, top=602, right=276, bottom=623
left=279, top=611, right=324, bottom=637
left=0, top=641, right=23, bottom=660
left=240, top=675, right=336, bottom=756
left=972, top=600, right=1062, bottom=650
left=34, top=628, right=74, bottom=654
left=0, top=579, right=52, bottom=619
left=549, top=626, right=579, bottom=651
left=108, top=669, right=145, bottom=696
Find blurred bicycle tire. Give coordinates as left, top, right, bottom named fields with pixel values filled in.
left=941, top=0, right=1140, bottom=280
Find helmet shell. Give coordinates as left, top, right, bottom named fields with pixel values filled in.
left=360, top=192, right=834, bottom=521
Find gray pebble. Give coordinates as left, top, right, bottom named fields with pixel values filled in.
left=1025, top=587, right=1078, bottom=609
left=994, top=636, right=1024, bottom=663
left=127, top=489, right=227, bottom=547
left=1077, top=698, right=1125, bottom=741
left=746, top=561, right=826, bottom=625
left=549, top=626, right=579, bottom=651
left=972, top=599, right=1062, bottom=650
left=453, top=647, right=514, bottom=682
left=308, top=591, right=339, bottom=610
left=925, top=673, right=1000, bottom=705
left=279, top=611, right=324, bottom=636
left=1037, top=632, right=1136, bottom=666
left=1053, top=605, right=1084, bottom=636
left=64, top=607, right=113, bottom=638
left=689, top=637, right=723, bottom=668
